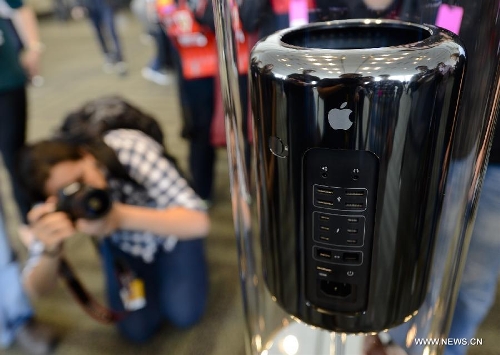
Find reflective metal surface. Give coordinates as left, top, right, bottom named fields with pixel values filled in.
left=250, top=19, right=466, bottom=332
left=212, top=0, right=500, bottom=354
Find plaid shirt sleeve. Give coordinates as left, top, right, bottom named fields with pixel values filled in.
left=103, top=129, right=206, bottom=211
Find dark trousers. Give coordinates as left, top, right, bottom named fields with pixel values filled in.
left=99, top=238, right=209, bottom=343
left=149, top=24, right=174, bottom=71
left=180, top=77, right=216, bottom=201
left=0, top=87, right=30, bottom=221
left=86, top=0, right=123, bottom=62
left=176, top=73, right=249, bottom=201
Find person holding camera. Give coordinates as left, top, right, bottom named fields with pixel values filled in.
left=17, top=104, right=210, bottom=342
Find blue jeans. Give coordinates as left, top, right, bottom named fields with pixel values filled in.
left=180, top=76, right=216, bottom=201
left=174, top=53, right=250, bottom=200
left=444, top=164, right=500, bottom=355
left=86, top=0, right=123, bottom=62
left=0, top=206, right=33, bottom=348
left=99, top=238, right=208, bottom=343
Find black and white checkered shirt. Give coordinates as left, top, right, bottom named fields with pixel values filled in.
left=103, top=129, right=205, bottom=262
left=27, top=129, right=205, bottom=266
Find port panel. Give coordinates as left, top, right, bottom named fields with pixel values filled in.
left=313, top=212, right=365, bottom=247
left=303, top=148, right=379, bottom=314
left=314, top=186, right=368, bottom=211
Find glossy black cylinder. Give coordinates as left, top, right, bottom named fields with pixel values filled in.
left=250, top=20, right=466, bottom=332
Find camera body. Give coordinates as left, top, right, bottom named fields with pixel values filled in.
left=56, top=182, right=112, bottom=220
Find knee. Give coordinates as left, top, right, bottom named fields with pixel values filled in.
left=166, top=299, right=207, bottom=329
left=163, top=288, right=208, bottom=329
left=118, top=328, right=153, bottom=344
left=116, top=317, right=159, bottom=344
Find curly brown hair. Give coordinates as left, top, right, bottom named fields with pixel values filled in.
left=18, top=139, right=84, bottom=203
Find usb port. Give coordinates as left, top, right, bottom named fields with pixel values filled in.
left=316, top=248, right=332, bottom=260
left=317, top=188, right=334, bottom=195
left=347, top=217, right=359, bottom=223
left=319, top=235, right=330, bottom=242
left=345, top=189, right=366, bottom=196
left=317, top=200, right=334, bottom=207
left=345, top=239, right=358, bottom=245
left=346, top=228, right=358, bottom=234
left=319, top=226, right=330, bottom=231
left=345, top=202, right=364, bottom=209
left=319, top=215, right=330, bottom=221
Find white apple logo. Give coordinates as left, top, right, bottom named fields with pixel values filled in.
left=328, top=102, right=353, bottom=130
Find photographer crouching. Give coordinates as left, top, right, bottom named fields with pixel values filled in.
left=16, top=97, right=210, bottom=343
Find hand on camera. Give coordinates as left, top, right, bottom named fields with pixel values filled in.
left=29, top=198, right=122, bottom=240
left=27, top=198, right=76, bottom=251
left=74, top=203, right=122, bottom=238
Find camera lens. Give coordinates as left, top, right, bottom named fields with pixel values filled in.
left=56, top=182, right=112, bottom=220
left=83, top=189, right=112, bottom=219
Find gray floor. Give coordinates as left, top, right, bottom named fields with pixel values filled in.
left=2, top=12, right=499, bottom=355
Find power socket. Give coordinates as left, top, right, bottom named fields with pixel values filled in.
left=303, top=148, right=379, bottom=314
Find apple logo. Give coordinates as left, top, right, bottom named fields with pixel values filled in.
left=328, top=102, right=353, bottom=130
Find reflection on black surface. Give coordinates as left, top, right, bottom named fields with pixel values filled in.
left=250, top=19, right=466, bottom=332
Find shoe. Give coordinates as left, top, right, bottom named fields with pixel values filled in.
left=115, top=61, right=128, bottom=76
left=139, top=33, right=154, bottom=46
left=14, top=319, right=58, bottom=355
left=141, top=67, right=171, bottom=86
left=102, top=60, right=114, bottom=74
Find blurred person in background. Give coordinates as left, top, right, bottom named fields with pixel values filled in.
left=18, top=97, right=210, bottom=343
left=0, top=2, right=58, bottom=354
left=131, top=0, right=174, bottom=85
left=162, top=0, right=250, bottom=204
left=239, top=0, right=292, bottom=38
left=73, top=0, right=129, bottom=75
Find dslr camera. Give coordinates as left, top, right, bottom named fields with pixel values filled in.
left=56, top=182, right=112, bottom=220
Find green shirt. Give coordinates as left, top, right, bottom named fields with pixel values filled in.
left=0, top=0, right=27, bottom=93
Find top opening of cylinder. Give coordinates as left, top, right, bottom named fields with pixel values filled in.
left=281, top=22, right=432, bottom=49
